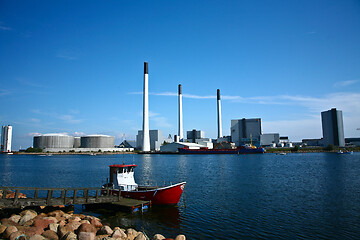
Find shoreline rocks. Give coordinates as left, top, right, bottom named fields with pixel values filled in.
left=0, top=208, right=185, bottom=240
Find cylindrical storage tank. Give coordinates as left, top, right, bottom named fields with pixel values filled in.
left=74, top=137, right=81, bottom=148
left=33, top=134, right=74, bottom=148
left=80, top=135, right=115, bottom=148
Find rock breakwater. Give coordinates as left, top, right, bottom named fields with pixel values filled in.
left=0, top=208, right=186, bottom=240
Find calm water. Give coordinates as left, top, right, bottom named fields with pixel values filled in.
left=1, top=153, right=360, bottom=239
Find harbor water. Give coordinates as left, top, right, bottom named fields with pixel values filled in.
left=1, top=153, right=359, bottom=239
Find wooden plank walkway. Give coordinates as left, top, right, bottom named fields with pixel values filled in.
left=0, top=187, right=149, bottom=211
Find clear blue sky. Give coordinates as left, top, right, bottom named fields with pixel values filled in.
left=1, top=0, right=360, bottom=150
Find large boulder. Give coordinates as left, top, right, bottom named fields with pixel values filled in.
left=60, top=231, right=77, bottom=240
left=174, top=235, right=186, bottom=240
left=9, top=231, right=25, bottom=240
left=152, top=234, right=165, bottom=240
left=3, top=226, right=18, bottom=239
left=25, top=226, right=44, bottom=237
left=9, top=215, right=21, bottom=223
left=77, top=223, right=97, bottom=234
left=29, top=234, right=45, bottom=240
left=44, top=217, right=59, bottom=223
left=126, top=228, right=139, bottom=240
left=62, top=214, right=72, bottom=220
left=66, top=221, right=82, bottom=232
left=33, top=217, right=55, bottom=229
left=111, top=229, right=127, bottom=239
left=19, top=210, right=37, bottom=217
left=19, top=213, right=37, bottom=226
left=78, top=231, right=95, bottom=240
left=48, top=223, right=59, bottom=232
left=134, top=232, right=147, bottom=240
left=47, top=210, right=65, bottom=219
left=90, top=218, right=102, bottom=229
left=58, top=225, right=75, bottom=239
left=97, top=225, right=113, bottom=235
left=42, top=230, right=59, bottom=240
left=0, top=224, right=8, bottom=235
left=1, top=218, right=21, bottom=227
left=68, top=216, right=81, bottom=222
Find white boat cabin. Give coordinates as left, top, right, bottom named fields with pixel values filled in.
left=109, top=164, right=138, bottom=191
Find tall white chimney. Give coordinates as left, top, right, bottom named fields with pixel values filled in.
left=217, top=89, right=223, bottom=139
left=178, top=84, right=183, bottom=141
left=142, top=62, right=150, bottom=151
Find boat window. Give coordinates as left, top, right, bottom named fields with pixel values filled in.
left=123, top=168, right=127, bottom=173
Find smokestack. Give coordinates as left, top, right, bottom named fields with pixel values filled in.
left=178, top=84, right=183, bottom=141
left=217, top=89, right=223, bottom=139
left=142, top=62, right=150, bottom=151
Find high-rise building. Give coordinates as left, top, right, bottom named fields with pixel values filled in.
left=1, top=125, right=12, bottom=152
left=186, top=129, right=205, bottom=143
left=136, top=130, right=173, bottom=151
left=321, top=108, right=345, bottom=147
left=231, top=118, right=262, bottom=146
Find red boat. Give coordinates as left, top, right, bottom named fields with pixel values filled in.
left=102, top=164, right=186, bottom=205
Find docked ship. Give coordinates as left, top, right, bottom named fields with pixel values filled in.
left=178, top=144, right=266, bottom=154
left=102, top=164, right=186, bottom=205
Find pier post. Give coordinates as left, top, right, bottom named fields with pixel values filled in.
left=13, top=190, right=20, bottom=206
left=34, top=190, right=38, bottom=199
left=73, top=190, right=77, bottom=204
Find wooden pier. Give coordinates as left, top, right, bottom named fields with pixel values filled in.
left=0, top=187, right=151, bottom=213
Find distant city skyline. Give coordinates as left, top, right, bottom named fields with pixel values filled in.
left=1, top=0, right=360, bottom=150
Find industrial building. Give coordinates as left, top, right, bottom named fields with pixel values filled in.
left=302, top=138, right=324, bottom=147
left=321, top=108, right=345, bottom=147
left=33, top=134, right=132, bottom=152
left=231, top=118, right=262, bottom=147
left=160, top=142, right=203, bottom=153
left=1, top=125, right=12, bottom=153
left=136, top=130, right=173, bottom=151
left=187, top=129, right=205, bottom=143
left=260, top=133, right=280, bottom=147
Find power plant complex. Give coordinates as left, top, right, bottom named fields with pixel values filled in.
left=4, top=62, right=355, bottom=153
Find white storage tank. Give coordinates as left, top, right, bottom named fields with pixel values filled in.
left=80, top=135, right=115, bottom=148
left=33, top=134, right=75, bottom=149
left=74, top=137, right=81, bottom=148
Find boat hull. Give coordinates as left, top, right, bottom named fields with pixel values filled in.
left=178, top=147, right=265, bottom=154
left=103, top=182, right=186, bottom=205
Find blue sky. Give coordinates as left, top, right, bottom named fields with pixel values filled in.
left=1, top=0, right=360, bottom=150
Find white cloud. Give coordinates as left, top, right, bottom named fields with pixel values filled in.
left=58, top=114, right=83, bottom=124
left=0, top=22, right=11, bottom=31
left=27, top=132, right=42, bottom=137
left=0, top=90, right=11, bottom=96
left=148, top=111, right=172, bottom=128
left=334, top=80, right=358, bottom=87
left=73, top=132, right=86, bottom=136
left=56, top=50, right=78, bottom=60
left=31, top=109, right=83, bottom=124
left=29, top=118, right=41, bottom=123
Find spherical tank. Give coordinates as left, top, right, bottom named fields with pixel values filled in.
left=80, top=135, right=115, bottom=148
left=33, top=134, right=74, bottom=148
